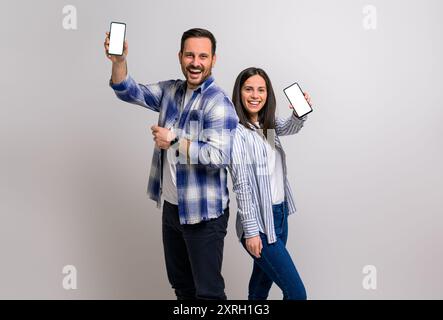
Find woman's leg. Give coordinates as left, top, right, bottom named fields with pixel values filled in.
left=255, top=235, right=307, bottom=300
left=242, top=232, right=306, bottom=300
left=243, top=202, right=306, bottom=300
left=247, top=259, right=274, bottom=300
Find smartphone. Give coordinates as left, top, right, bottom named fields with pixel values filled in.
left=108, top=22, right=126, bottom=56
left=283, top=82, right=313, bottom=118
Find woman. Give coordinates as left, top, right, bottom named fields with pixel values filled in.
left=229, top=67, right=311, bottom=300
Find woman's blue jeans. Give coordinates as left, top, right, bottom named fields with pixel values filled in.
left=241, top=201, right=307, bottom=300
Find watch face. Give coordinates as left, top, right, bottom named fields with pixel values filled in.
left=170, top=137, right=178, bottom=146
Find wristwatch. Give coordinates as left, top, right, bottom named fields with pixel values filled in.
left=170, top=136, right=179, bottom=146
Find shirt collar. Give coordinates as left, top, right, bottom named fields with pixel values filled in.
left=246, top=121, right=261, bottom=131
left=180, top=75, right=215, bottom=94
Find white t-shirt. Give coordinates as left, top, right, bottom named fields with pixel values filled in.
left=256, top=122, right=285, bottom=205
left=162, top=88, right=194, bottom=205
left=267, top=143, right=286, bottom=205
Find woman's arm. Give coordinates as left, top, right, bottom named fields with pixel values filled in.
left=228, top=127, right=260, bottom=238
left=275, top=92, right=312, bottom=136
left=275, top=112, right=307, bottom=136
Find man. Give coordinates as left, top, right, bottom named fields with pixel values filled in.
left=104, top=28, right=238, bottom=300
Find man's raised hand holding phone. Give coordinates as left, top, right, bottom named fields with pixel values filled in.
left=104, top=27, right=128, bottom=85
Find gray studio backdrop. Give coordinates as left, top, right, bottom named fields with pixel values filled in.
left=1, top=0, right=442, bottom=299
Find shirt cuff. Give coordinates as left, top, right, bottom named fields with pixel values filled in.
left=242, top=218, right=260, bottom=238
left=292, top=110, right=308, bottom=122
left=109, top=74, right=131, bottom=91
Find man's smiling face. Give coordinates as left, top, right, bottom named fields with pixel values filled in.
left=179, top=37, right=216, bottom=90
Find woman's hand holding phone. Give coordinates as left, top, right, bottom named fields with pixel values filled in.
left=289, top=92, right=312, bottom=110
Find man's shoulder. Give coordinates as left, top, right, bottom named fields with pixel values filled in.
left=159, top=79, right=185, bottom=90
left=203, top=80, right=231, bottom=103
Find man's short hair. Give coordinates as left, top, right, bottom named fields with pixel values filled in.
left=180, top=28, right=217, bottom=56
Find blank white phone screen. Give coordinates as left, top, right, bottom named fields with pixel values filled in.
left=284, top=83, right=312, bottom=118
left=108, top=23, right=125, bottom=55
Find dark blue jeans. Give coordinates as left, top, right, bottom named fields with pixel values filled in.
left=162, top=200, right=228, bottom=300
left=241, top=201, right=307, bottom=300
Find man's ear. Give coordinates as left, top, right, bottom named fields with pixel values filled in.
left=178, top=51, right=182, bottom=62
left=212, top=53, right=217, bottom=68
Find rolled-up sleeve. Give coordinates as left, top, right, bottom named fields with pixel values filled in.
left=275, top=111, right=307, bottom=136
left=109, top=74, right=167, bottom=113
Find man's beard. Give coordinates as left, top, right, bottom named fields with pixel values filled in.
left=182, top=64, right=212, bottom=86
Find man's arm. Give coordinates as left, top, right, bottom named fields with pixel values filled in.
left=104, top=31, right=164, bottom=113
left=111, top=60, right=128, bottom=85
left=151, top=95, right=238, bottom=168
left=104, top=31, right=128, bottom=83
left=185, top=96, right=239, bottom=168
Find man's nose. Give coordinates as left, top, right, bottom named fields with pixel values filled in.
left=190, top=57, right=202, bottom=66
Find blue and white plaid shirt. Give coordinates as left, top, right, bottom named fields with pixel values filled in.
left=110, top=75, right=238, bottom=224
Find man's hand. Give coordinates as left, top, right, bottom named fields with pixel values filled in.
left=104, top=31, right=128, bottom=84
left=104, top=31, right=128, bottom=63
left=151, top=125, right=176, bottom=150
left=245, top=235, right=263, bottom=258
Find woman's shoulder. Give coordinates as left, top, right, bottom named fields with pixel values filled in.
left=234, top=123, right=246, bottom=134
left=234, top=123, right=255, bottom=139
left=236, top=121, right=258, bottom=132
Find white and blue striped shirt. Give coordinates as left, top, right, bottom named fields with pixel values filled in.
left=229, top=112, right=307, bottom=244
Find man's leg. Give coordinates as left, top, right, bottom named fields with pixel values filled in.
left=183, top=208, right=229, bottom=300
left=162, top=201, right=196, bottom=299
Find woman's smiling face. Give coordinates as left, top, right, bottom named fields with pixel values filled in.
left=241, top=74, right=268, bottom=122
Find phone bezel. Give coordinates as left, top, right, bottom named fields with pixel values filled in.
left=108, top=22, right=126, bottom=56
left=283, top=82, right=313, bottom=118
